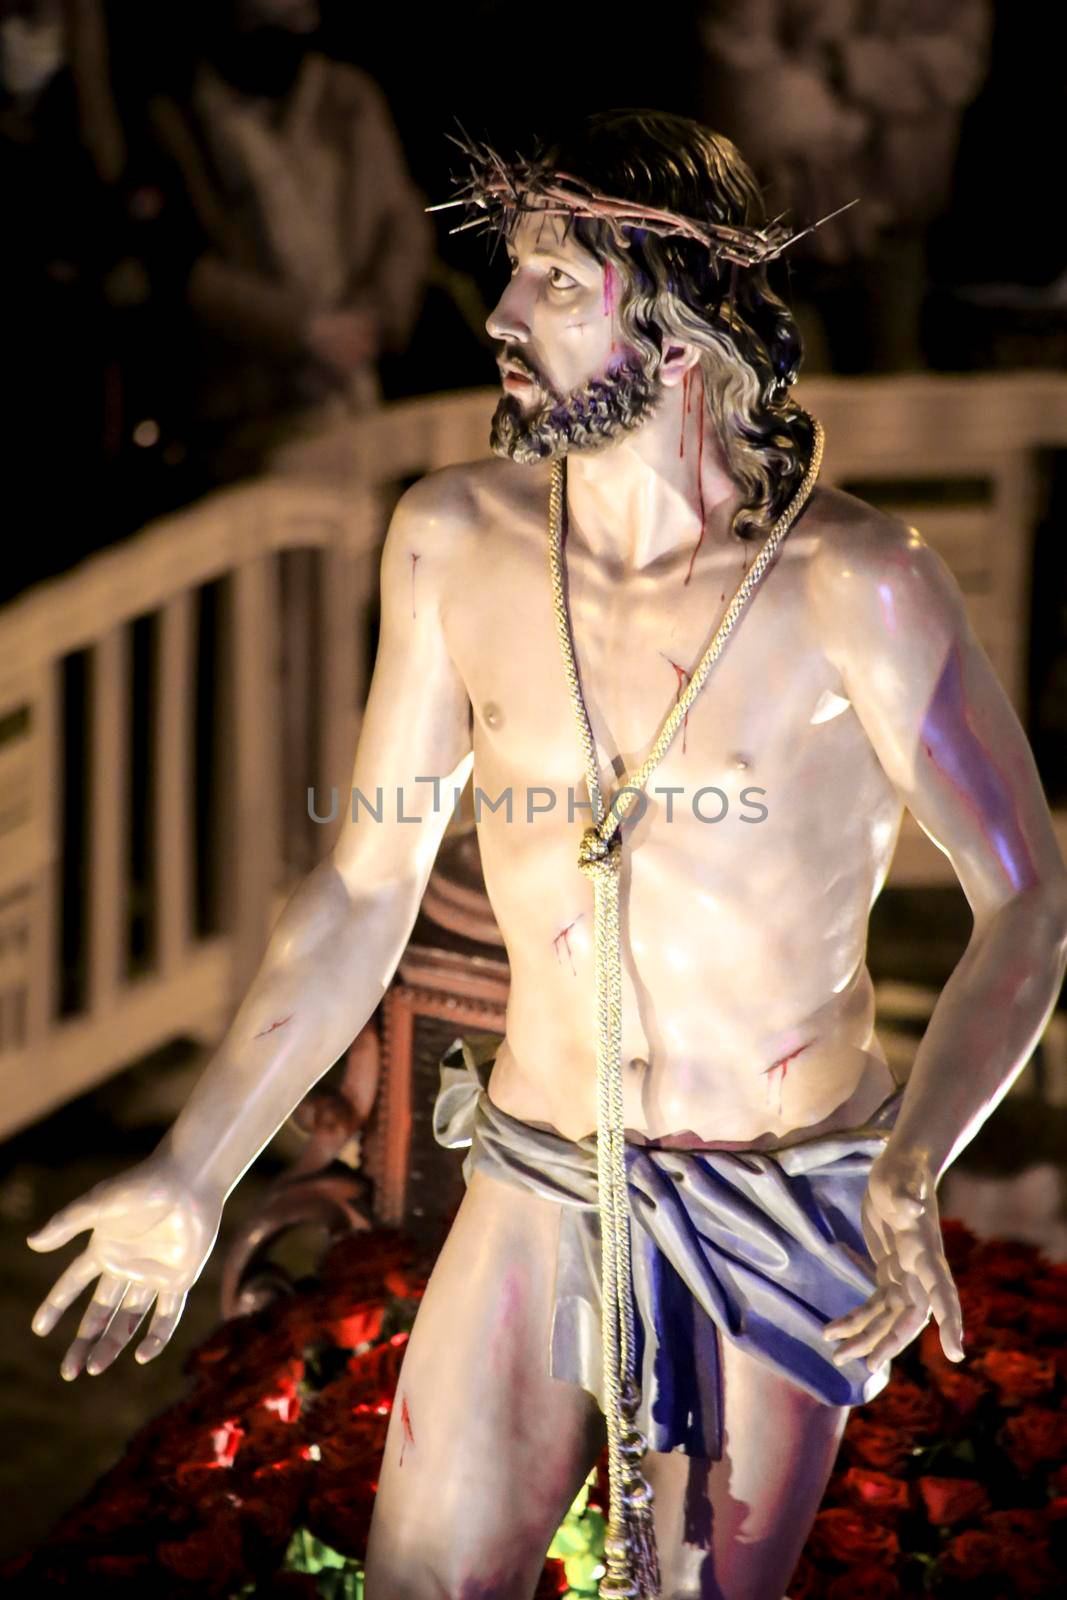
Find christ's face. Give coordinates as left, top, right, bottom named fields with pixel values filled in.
left=485, top=212, right=660, bottom=464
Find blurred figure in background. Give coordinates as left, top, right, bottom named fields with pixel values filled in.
left=150, top=0, right=432, bottom=480
left=698, top=0, right=992, bottom=373
left=1, top=0, right=202, bottom=597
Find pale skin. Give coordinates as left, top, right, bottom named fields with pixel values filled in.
left=28, top=214, right=1067, bottom=1597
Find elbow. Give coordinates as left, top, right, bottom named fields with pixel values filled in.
left=1014, top=871, right=1067, bottom=955
left=1047, top=873, right=1067, bottom=954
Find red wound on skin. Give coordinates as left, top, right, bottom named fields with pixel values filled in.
left=253, top=1014, right=293, bottom=1039
left=410, top=552, right=420, bottom=618
left=683, top=374, right=707, bottom=587
left=399, top=1394, right=415, bottom=1467
left=662, top=655, right=692, bottom=753
left=680, top=369, right=691, bottom=459
left=602, top=261, right=618, bottom=356
left=761, top=1039, right=815, bottom=1115
left=552, top=916, right=583, bottom=975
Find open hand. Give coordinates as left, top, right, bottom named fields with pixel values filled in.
left=27, top=1156, right=222, bottom=1380
left=823, top=1146, right=965, bottom=1369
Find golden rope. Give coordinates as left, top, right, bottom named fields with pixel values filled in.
left=547, top=415, right=824, bottom=1599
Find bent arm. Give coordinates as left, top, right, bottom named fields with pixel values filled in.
left=812, top=513, right=1067, bottom=1183
left=161, top=474, right=472, bottom=1200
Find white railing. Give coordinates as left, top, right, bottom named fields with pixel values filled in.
left=0, top=375, right=1063, bottom=1136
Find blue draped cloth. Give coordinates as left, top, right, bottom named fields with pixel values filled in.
left=432, top=1037, right=903, bottom=1460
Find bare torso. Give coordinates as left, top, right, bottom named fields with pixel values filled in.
left=438, top=459, right=902, bottom=1148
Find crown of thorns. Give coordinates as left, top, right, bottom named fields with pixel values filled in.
left=428, top=129, right=857, bottom=270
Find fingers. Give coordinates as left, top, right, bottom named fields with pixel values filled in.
left=85, top=1286, right=156, bottom=1376
left=831, top=1295, right=928, bottom=1368
left=824, top=1296, right=884, bottom=1342
left=27, top=1195, right=100, bottom=1253
left=30, top=1251, right=98, bottom=1337
left=910, top=1249, right=965, bottom=1362
left=135, top=1291, right=187, bottom=1364
left=60, top=1274, right=131, bottom=1381
left=827, top=1299, right=897, bottom=1364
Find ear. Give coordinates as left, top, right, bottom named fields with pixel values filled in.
left=658, top=340, right=701, bottom=390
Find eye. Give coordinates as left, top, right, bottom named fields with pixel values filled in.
left=547, top=266, right=578, bottom=292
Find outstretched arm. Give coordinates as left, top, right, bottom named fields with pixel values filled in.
left=28, top=472, right=473, bottom=1376
left=808, top=504, right=1067, bottom=1367
left=160, top=472, right=472, bottom=1201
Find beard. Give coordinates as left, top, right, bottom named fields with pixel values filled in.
left=489, top=355, right=662, bottom=465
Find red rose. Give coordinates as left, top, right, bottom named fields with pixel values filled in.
left=1000, top=1406, right=1067, bottom=1475
left=916, top=1476, right=990, bottom=1526
left=939, top=1530, right=1003, bottom=1580
left=787, top=1553, right=823, bottom=1598
left=324, top=1299, right=386, bottom=1350
left=211, top=1418, right=245, bottom=1465
left=319, top=1230, right=417, bottom=1300
left=998, top=1534, right=1059, bottom=1597
left=976, top=1348, right=1057, bottom=1405
left=806, top=1508, right=900, bottom=1565
left=826, top=1566, right=900, bottom=1600
left=916, top=1324, right=988, bottom=1416
left=837, top=1467, right=910, bottom=1515
left=384, top=1265, right=425, bottom=1300
left=1030, top=1265, right=1067, bottom=1303
left=939, top=1217, right=977, bottom=1270
left=83, top=1554, right=151, bottom=1580
left=242, top=1468, right=306, bottom=1550
left=866, top=1378, right=942, bottom=1441
left=840, top=1419, right=912, bottom=1473
left=305, top=1482, right=376, bottom=1559
left=935, top=1369, right=987, bottom=1418
left=534, top=1557, right=570, bottom=1597
left=969, top=1238, right=1042, bottom=1284
left=1026, top=1300, right=1067, bottom=1342
left=159, top=1512, right=246, bottom=1590
left=986, top=1507, right=1052, bottom=1540
left=62, top=1485, right=157, bottom=1537
left=1051, top=1463, right=1067, bottom=1495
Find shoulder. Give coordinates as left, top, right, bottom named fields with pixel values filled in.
left=392, top=457, right=548, bottom=530
left=383, top=458, right=550, bottom=573
left=801, top=486, right=967, bottom=672
left=314, top=55, right=387, bottom=114
left=804, top=485, right=964, bottom=622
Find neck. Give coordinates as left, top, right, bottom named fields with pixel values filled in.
left=565, top=372, right=741, bottom=571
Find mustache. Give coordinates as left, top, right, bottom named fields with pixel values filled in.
left=499, top=347, right=548, bottom=387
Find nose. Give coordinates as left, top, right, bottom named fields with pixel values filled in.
left=485, top=277, right=531, bottom=345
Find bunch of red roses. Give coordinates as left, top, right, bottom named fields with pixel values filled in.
left=4, top=1219, right=1064, bottom=1598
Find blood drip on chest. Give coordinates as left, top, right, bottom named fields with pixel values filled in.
left=552, top=916, right=582, bottom=975
left=683, top=373, right=706, bottom=586
left=662, top=656, right=692, bottom=753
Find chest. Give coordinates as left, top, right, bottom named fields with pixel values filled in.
left=447, top=528, right=846, bottom=793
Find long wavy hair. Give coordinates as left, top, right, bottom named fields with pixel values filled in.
left=513, top=110, right=814, bottom=541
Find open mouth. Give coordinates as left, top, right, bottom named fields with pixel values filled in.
left=499, top=359, right=541, bottom=393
